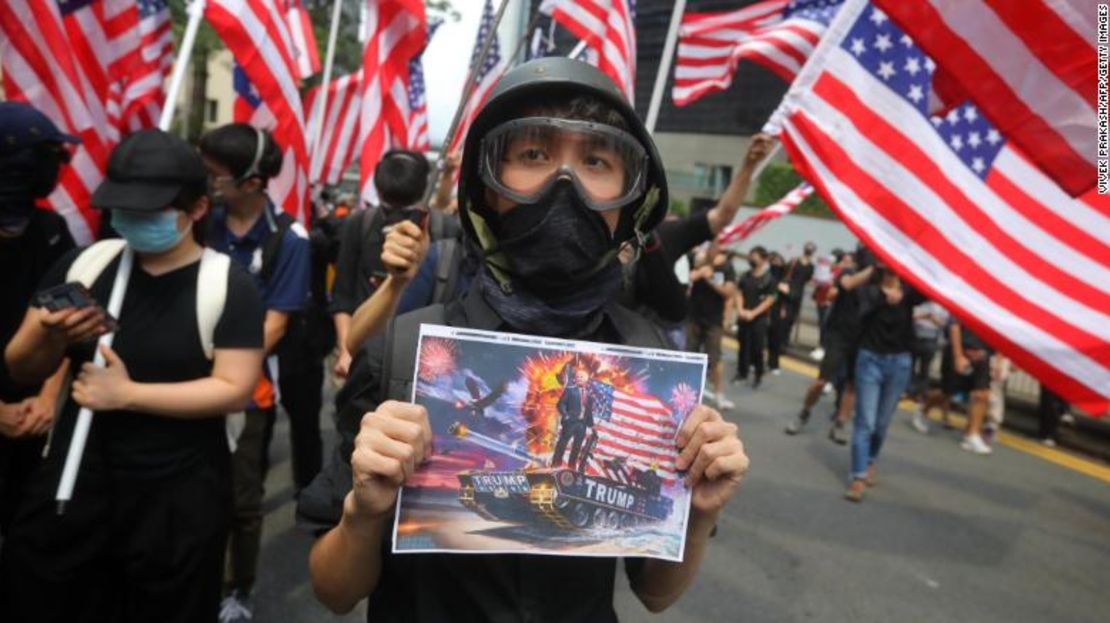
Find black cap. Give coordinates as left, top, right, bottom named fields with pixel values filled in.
left=0, top=102, right=79, bottom=156
left=91, top=129, right=207, bottom=212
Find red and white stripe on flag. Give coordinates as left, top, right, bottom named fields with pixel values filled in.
left=540, top=0, right=636, bottom=103
left=207, top=0, right=310, bottom=222
left=0, top=0, right=144, bottom=243
left=591, top=389, right=679, bottom=483
left=283, top=0, right=321, bottom=80
left=304, top=71, right=364, bottom=186
left=673, top=0, right=841, bottom=107
left=872, top=0, right=1098, bottom=197
left=446, top=0, right=508, bottom=158
left=717, top=183, right=813, bottom=247
left=119, top=0, right=174, bottom=133
left=357, top=0, right=426, bottom=204
left=766, top=0, right=1110, bottom=415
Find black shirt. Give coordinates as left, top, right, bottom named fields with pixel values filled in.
left=298, top=289, right=654, bottom=623
left=688, top=259, right=735, bottom=326
left=1, top=209, right=75, bottom=402
left=37, top=247, right=264, bottom=480
left=737, top=268, right=777, bottom=314
left=331, top=208, right=387, bottom=315
left=782, top=258, right=815, bottom=306
left=824, top=269, right=862, bottom=344
left=857, top=278, right=926, bottom=354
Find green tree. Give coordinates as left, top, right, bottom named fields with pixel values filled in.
left=752, top=161, right=835, bottom=219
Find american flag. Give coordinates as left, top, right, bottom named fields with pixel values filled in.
left=717, top=183, right=813, bottom=247
left=119, top=0, right=173, bottom=132
left=872, top=1, right=1097, bottom=197
left=446, top=0, right=507, bottom=158
left=357, top=0, right=426, bottom=204
left=283, top=0, right=321, bottom=80
left=303, top=70, right=363, bottom=186
left=586, top=381, right=679, bottom=483
left=673, top=0, right=841, bottom=107
left=406, top=17, right=444, bottom=152
left=0, top=0, right=147, bottom=242
left=210, top=0, right=310, bottom=221
left=766, top=0, right=1110, bottom=415
left=540, top=0, right=636, bottom=103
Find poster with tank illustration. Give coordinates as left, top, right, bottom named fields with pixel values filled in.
left=392, top=324, right=706, bottom=562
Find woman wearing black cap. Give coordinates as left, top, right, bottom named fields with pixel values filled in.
left=1, top=129, right=265, bottom=622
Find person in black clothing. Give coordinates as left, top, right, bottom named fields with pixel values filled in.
left=687, top=242, right=737, bottom=408
left=331, top=151, right=460, bottom=378
left=552, top=367, right=597, bottom=469
left=919, top=320, right=995, bottom=455
left=1037, top=385, right=1068, bottom=447
left=777, top=242, right=816, bottom=348
left=734, top=246, right=778, bottom=389
left=845, top=259, right=924, bottom=502
left=1, top=129, right=264, bottom=622
left=765, top=251, right=787, bottom=373
left=298, top=58, right=749, bottom=622
left=0, top=103, right=78, bottom=534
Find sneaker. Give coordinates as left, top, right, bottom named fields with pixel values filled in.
left=730, top=376, right=746, bottom=386
left=702, top=390, right=717, bottom=405
left=751, top=376, right=763, bottom=390
left=1041, top=438, right=1057, bottom=448
left=785, top=410, right=810, bottom=435
left=960, top=434, right=993, bottom=455
left=911, top=410, right=930, bottom=434
left=864, top=464, right=877, bottom=487
left=717, top=395, right=736, bottom=410
left=822, top=382, right=833, bottom=395
left=844, top=479, right=867, bottom=502
left=219, top=591, right=254, bottom=623
left=770, top=368, right=782, bottom=376
left=828, top=421, right=848, bottom=445
left=811, top=347, right=825, bottom=361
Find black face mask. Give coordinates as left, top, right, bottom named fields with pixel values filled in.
left=492, top=181, right=618, bottom=298
left=479, top=181, right=624, bottom=338
left=0, top=148, right=62, bottom=236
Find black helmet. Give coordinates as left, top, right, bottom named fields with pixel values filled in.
left=457, top=57, right=668, bottom=252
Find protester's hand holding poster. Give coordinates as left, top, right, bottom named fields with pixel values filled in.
left=393, top=325, right=707, bottom=562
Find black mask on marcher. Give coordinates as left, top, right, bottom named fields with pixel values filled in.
left=480, top=181, right=624, bottom=338
left=0, top=147, right=63, bottom=236
left=492, top=181, right=619, bottom=298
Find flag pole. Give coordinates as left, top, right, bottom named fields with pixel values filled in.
left=159, top=0, right=207, bottom=131
left=424, top=0, right=514, bottom=204
left=644, top=0, right=686, bottom=134
left=310, top=0, right=344, bottom=186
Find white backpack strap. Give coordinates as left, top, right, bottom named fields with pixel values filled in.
left=196, top=248, right=230, bottom=360
left=65, top=239, right=128, bottom=287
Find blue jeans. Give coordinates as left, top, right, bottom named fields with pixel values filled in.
left=851, top=348, right=912, bottom=480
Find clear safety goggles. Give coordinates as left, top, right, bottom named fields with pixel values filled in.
left=478, top=117, right=649, bottom=212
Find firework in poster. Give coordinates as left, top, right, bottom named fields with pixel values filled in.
left=393, top=325, right=708, bottom=562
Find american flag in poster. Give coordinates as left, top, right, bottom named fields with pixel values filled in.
left=587, top=381, right=679, bottom=483
left=766, top=0, right=1110, bottom=415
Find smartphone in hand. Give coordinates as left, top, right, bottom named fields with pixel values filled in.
left=34, top=282, right=118, bottom=332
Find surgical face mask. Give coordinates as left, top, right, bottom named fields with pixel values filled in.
left=111, top=208, right=187, bottom=253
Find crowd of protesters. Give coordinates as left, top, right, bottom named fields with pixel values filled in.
left=0, top=56, right=1081, bottom=623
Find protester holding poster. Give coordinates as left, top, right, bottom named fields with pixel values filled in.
left=298, top=57, right=749, bottom=621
